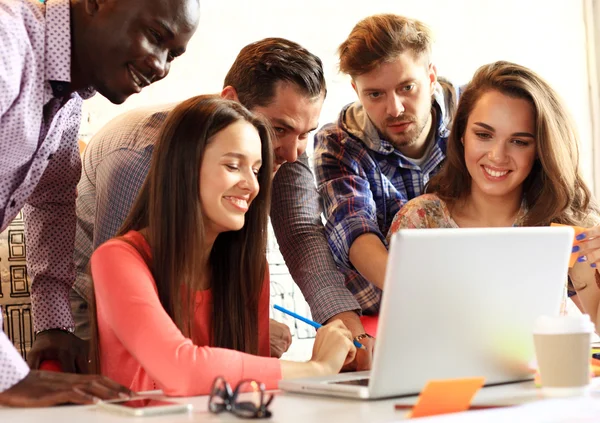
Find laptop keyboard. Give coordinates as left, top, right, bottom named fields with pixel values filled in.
left=328, top=378, right=370, bottom=386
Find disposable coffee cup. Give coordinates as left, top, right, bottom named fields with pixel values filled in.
left=533, top=314, right=594, bottom=397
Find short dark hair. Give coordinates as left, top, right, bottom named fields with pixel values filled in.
left=223, top=37, right=326, bottom=109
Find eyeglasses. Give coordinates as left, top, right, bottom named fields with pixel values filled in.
left=208, top=376, right=274, bottom=419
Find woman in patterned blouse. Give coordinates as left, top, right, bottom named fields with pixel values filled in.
left=388, top=61, right=600, bottom=332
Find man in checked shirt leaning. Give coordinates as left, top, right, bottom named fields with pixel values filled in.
left=314, top=14, right=458, bottom=330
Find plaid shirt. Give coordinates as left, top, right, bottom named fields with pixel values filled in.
left=73, top=105, right=359, bottom=325
left=73, top=104, right=173, bottom=304
left=314, top=86, right=452, bottom=314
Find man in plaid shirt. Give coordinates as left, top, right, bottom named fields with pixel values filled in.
left=314, top=14, right=457, bottom=318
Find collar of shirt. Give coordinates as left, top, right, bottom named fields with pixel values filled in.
left=44, top=0, right=95, bottom=102
left=342, top=81, right=451, bottom=160
left=357, top=104, right=448, bottom=173
left=513, top=199, right=529, bottom=227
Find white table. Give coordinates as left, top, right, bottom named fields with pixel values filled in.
left=0, top=380, right=573, bottom=422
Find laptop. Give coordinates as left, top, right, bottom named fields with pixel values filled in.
left=279, top=226, right=574, bottom=399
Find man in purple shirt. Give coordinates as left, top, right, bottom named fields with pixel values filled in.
left=0, top=0, right=199, bottom=407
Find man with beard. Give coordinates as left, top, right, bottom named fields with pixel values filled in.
left=314, top=14, right=457, bottom=328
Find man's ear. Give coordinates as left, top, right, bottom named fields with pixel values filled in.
left=221, top=86, right=239, bottom=102
left=83, top=0, right=103, bottom=16
left=429, top=63, right=438, bottom=91
left=351, top=80, right=358, bottom=96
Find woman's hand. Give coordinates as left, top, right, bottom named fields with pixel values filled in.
left=309, top=320, right=357, bottom=376
left=573, top=228, right=600, bottom=268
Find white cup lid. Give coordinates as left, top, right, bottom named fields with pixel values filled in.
left=533, top=314, right=594, bottom=335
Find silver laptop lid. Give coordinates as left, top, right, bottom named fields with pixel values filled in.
left=369, top=226, right=573, bottom=398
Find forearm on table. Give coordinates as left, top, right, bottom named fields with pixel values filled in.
left=281, top=360, right=323, bottom=380
left=349, top=233, right=388, bottom=290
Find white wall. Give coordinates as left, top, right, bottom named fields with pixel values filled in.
left=585, top=0, right=600, bottom=194
left=81, top=0, right=593, bottom=186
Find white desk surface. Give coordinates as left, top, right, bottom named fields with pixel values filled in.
left=0, top=380, right=580, bottom=422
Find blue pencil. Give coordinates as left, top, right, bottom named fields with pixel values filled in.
left=273, top=304, right=364, bottom=349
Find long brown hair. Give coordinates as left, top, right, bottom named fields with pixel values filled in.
left=90, top=95, right=273, bottom=371
left=428, top=61, right=598, bottom=226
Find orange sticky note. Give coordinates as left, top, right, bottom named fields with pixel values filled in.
left=591, top=358, right=600, bottom=377
left=551, top=223, right=586, bottom=268
left=409, top=377, right=485, bottom=418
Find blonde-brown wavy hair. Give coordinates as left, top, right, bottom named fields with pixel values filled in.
left=428, top=61, right=598, bottom=227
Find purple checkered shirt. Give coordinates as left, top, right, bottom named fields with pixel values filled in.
left=0, top=0, right=94, bottom=390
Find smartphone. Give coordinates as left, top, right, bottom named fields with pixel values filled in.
left=97, top=396, right=193, bottom=417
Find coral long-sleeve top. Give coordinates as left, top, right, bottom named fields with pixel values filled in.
left=90, top=230, right=282, bottom=396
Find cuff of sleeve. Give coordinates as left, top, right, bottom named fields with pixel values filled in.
left=31, top=286, right=75, bottom=333
left=329, top=218, right=386, bottom=270
left=304, top=285, right=362, bottom=324
left=0, top=333, right=30, bottom=392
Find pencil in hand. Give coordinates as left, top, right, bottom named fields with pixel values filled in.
left=273, top=304, right=365, bottom=349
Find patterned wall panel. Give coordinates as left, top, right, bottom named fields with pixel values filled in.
left=267, top=220, right=316, bottom=341
left=4, top=304, right=33, bottom=359
left=0, top=211, right=34, bottom=359
left=7, top=229, right=26, bottom=261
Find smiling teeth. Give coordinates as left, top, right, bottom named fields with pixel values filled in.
left=484, top=167, right=509, bottom=177
left=128, top=67, right=143, bottom=87
left=225, top=197, right=248, bottom=207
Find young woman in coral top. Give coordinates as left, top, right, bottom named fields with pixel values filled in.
left=88, top=96, right=356, bottom=396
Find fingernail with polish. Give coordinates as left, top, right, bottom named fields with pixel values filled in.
left=576, top=233, right=587, bottom=241
left=592, top=263, right=597, bottom=268
left=572, top=245, right=580, bottom=253
left=578, top=255, right=588, bottom=263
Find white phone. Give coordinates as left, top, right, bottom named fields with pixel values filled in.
left=97, top=396, right=193, bottom=417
